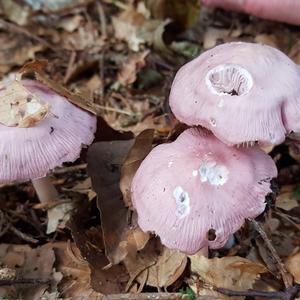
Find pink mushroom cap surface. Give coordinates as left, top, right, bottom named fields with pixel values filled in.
left=169, top=42, right=300, bottom=146
left=131, top=128, right=277, bottom=254
left=0, top=80, right=97, bottom=183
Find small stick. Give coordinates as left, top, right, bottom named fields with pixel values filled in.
left=0, top=278, right=50, bottom=286
left=9, top=226, right=39, bottom=244
left=216, top=285, right=300, bottom=300
left=248, top=219, right=293, bottom=289
left=105, top=293, right=215, bottom=300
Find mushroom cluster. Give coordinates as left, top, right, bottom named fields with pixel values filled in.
left=0, top=79, right=97, bottom=207
left=131, top=42, right=300, bottom=254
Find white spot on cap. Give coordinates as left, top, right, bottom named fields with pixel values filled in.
left=209, top=118, right=217, bottom=127
left=173, top=186, right=191, bottom=219
left=168, top=161, right=173, bottom=167
left=199, top=160, right=229, bottom=186
left=192, top=170, right=198, bottom=177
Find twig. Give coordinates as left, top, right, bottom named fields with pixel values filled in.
left=97, top=1, right=107, bottom=39
left=63, top=51, right=77, bottom=84
left=274, top=211, right=300, bottom=230
left=9, top=226, right=39, bottom=244
left=104, top=293, right=214, bottom=300
left=216, top=285, right=300, bottom=300
left=248, top=219, right=293, bottom=289
left=0, top=278, right=50, bottom=286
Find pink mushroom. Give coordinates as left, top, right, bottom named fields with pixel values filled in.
left=0, top=80, right=97, bottom=205
left=202, top=0, right=300, bottom=26
left=169, top=42, right=300, bottom=146
left=131, top=128, right=277, bottom=254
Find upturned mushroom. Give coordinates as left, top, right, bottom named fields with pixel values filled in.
left=131, top=128, right=277, bottom=254
left=169, top=42, right=300, bottom=146
left=0, top=79, right=97, bottom=207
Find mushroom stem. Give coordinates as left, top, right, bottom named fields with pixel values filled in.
left=31, top=177, right=59, bottom=203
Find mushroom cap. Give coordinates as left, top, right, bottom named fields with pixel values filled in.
left=131, top=128, right=277, bottom=254
left=0, top=80, right=97, bottom=183
left=169, top=42, right=300, bottom=146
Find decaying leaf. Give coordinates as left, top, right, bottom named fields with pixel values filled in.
left=0, top=244, right=56, bottom=300
left=112, top=4, right=164, bottom=52
left=286, top=252, right=300, bottom=284
left=118, top=50, right=150, bottom=86
left=120, top=129, right=154, bottom=208
left=87, top=125, right=152, bottom=264
left=124, top=238, right=187, bottom=289
left=190, top=254, right=267, bottom=291
left=0, top=80, right=50, bottom=127
left=0, top=33, right=43, bottom=74
left=87, top=139, right=134, bottom=264
left=53, top=242, right=103, bottom=298
left=69, top=203, right=129, bottom=294
left=276, top=185, right=300, bottom=211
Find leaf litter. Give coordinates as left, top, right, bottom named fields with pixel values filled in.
left=0, top=0, right=299, bottom=299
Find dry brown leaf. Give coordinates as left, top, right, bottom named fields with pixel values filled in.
left=0, top=244, right=56, bottom=300
left=276, top=192, right=299, bottom=211
left=190, top=254, right=267, bottom=291
left=69, top=203, right=129, bottom=294
left=112, top=4, right=163, bottom=52
left=254, top=34, right=279, bottom=48
left=286, top=252, right=300, bottom=284
left=120, top=129, right=154, bottom=208
left=276, top=185, right=300, bottom=211
left=0, top=80, right=49, bottom=127
left=0, top=33, right=43, bottom=75
left=147, top=246, right=187, bottom=287
left=118, top=50, right=150, bottom=86
left=203, top=27, right=241, bottom=50
left=52, top=242, right=103, bottom=299
left=124, top=238, right=187, bottom=289
left=87, top=139, right=135, bottom=264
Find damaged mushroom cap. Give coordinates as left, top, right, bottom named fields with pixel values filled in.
left=131, top=128, right=277, bottom=254
left=0, top=80, right=97, bottom=183
left=169, top=42, right=300, bottom=146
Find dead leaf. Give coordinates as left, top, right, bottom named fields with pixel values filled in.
left=190, top=254, right=267, bottom=291
left=120, top=129, right=154, bottom=208
left=0, top=80, right=50, bottom=127
left=254, top=34, right=279, bottom=48
left=285, top=252, right=300, bottom=284
left=124, top=238, right=187, bottom=289
left=112, top=4, right=164, bottom=52
left=118, top=51, right=149, bottom=86
left=52, top=242, right=103, bottom=298
left=87, top=139, right=134, bottom=264
left=46, top=201, right=74, bottom=234
left=0, top=33, right=43, bottom=75
left=0, top=244, right=56, bottom=300
left=1, top=0, right=30, bottom=26
left=69, top=202, right=129, bottom=294
left=203, top=27, right=242, bottom=50
left=276, top=188, right=299, bottom=211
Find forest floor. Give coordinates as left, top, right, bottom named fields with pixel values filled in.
left=0, top=1, right=299, bottom=299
